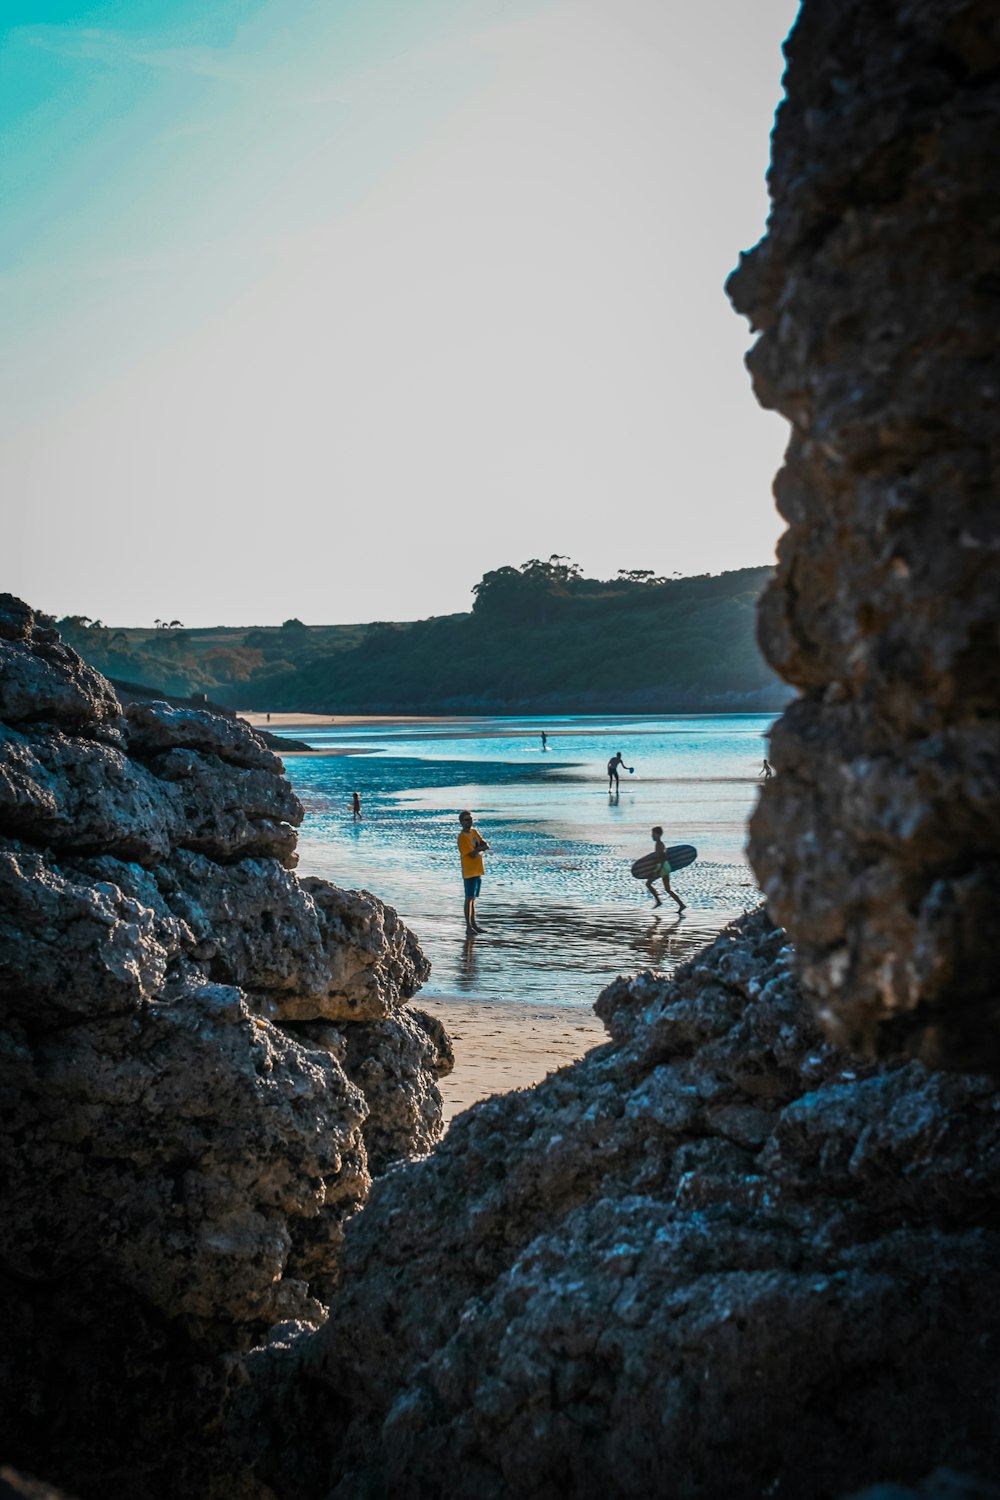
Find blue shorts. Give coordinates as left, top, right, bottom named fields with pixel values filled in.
left=463, top=875, right=482, bottom=900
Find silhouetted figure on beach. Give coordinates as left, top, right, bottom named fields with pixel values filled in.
left=352, top=791, right=362, bottom=821
left=457, top=809, right=490, bottom=936
left=266, top=712, right=270, bottom=723
left=541, top=731, right=548, bottom=751
left=607, top=751, right=632, bottom=792
left=760, top=758, right=774, bottom=781
left=646, top=826, right=686, bottom=912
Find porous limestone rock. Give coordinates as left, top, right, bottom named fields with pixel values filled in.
left=254, top=912, right=1000, bottom=1500
left=0, top=596, right=446, bottom=1499
left=726, top=0, right=1000, bottom=1069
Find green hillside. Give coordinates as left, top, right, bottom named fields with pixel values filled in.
left=50, top=559, right=791, bottom=714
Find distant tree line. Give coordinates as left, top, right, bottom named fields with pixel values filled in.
left=49, top=561, right=791, bottom=714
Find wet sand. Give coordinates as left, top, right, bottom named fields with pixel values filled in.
left=419, top=995, right=609, bottom=1125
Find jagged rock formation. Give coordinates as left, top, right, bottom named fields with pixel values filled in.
left=247, top=911, right=1000, bottom=1498
left=0, top=596, right=450, bottom=1497
left=726, top=0, right=1000, bottom=1070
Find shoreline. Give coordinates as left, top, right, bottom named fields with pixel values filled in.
left=241, top=711, right=494, bottom=730
left=417, top=994, right=609, bottom=1125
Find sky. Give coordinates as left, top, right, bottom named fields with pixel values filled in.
left=1, top=0, right=800, bottom=627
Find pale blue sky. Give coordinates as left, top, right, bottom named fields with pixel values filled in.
left=3, top=0, right=799, bottom=626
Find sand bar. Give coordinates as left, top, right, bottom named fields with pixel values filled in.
left=241, top=711, right=462, bottom=730
left=418, top=995, right=609, bottom=1125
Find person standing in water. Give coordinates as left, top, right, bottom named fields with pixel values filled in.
left=541, top=731, right=548, bottom=751
left=351, top=791, right=362, bottom=821
left=457, top=809, right=490, bottom=936
left=646, top=826, right=686, bottom=912
left=607, top=751, right=632, bottom=792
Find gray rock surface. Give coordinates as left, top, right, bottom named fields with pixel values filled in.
left=251, top=912, right=1000, bottom=1500
left=0, top=597, right=445, bottom=1498
left=726, top=0, right=1000, bottom=1069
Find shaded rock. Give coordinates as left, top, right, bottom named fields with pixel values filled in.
left=726, top=0, right=1000, bottom=1069
left=252, top=912, right=1000, bottom=1500
left=0, top=600, right=447, bottom=1500
left=2, top=978, right=369, bottom=1335
left=0, top=727, right=178, bottom=863
left=0, top=842, right=182, bottom=1025
left=292, top=879, right=432, bottom=1022
left=144, top=744, right=302, bottom=865
left=340, top=1006, right=456, bottom=1174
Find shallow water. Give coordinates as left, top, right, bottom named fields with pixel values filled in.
left=283, top=714, right=773, bottom=1008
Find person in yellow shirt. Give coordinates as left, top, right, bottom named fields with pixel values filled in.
left=457, top=809, right=490, bottom=936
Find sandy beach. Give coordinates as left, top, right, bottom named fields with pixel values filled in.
left=418, top=995, right=609, bottom=1125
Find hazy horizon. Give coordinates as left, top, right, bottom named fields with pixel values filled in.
left=3, top=0, right=799, bottom=628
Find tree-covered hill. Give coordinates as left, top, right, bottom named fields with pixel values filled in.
left=49, top=560, right=792, bottom=714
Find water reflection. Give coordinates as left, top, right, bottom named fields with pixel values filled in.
left=637, top=913, right=685, bottom=969
left=457, top=935, right=479, bottom=991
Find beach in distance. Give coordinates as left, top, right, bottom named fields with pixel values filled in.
left=244, top=711, right=774, bottom=1121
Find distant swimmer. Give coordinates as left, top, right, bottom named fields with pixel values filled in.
left=760, top=758, right=774, bottom=781
left=457, top=809, right=490, bottom=937
left=645, top=826, right=686, bottom=913
left=607, top=751, right=634, bottom=792
left=541, top=731, right=548, bottom=750
left=351, top=791, right=362, bottom=821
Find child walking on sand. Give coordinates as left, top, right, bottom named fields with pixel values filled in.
left=646, top=826, right=686, bottom=912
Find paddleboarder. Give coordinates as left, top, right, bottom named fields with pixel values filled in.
left=645, top=826, right=686, bottom=912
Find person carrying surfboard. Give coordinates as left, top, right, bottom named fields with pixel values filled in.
left=645, top=826, right=686, bottom=912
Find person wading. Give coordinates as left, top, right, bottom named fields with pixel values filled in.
left=457, top=810, right=490, bottom=936
left=645, top=825, right=686, bottom=913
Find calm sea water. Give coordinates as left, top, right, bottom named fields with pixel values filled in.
left=280, top=714, right=774, bottom=1008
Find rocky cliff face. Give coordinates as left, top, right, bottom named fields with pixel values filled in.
left=0, top=596, right=450, bottom=1496
left=248, top=909, right=1000, bottom=1499
left=726, top=0, right=1000, bottom=1071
